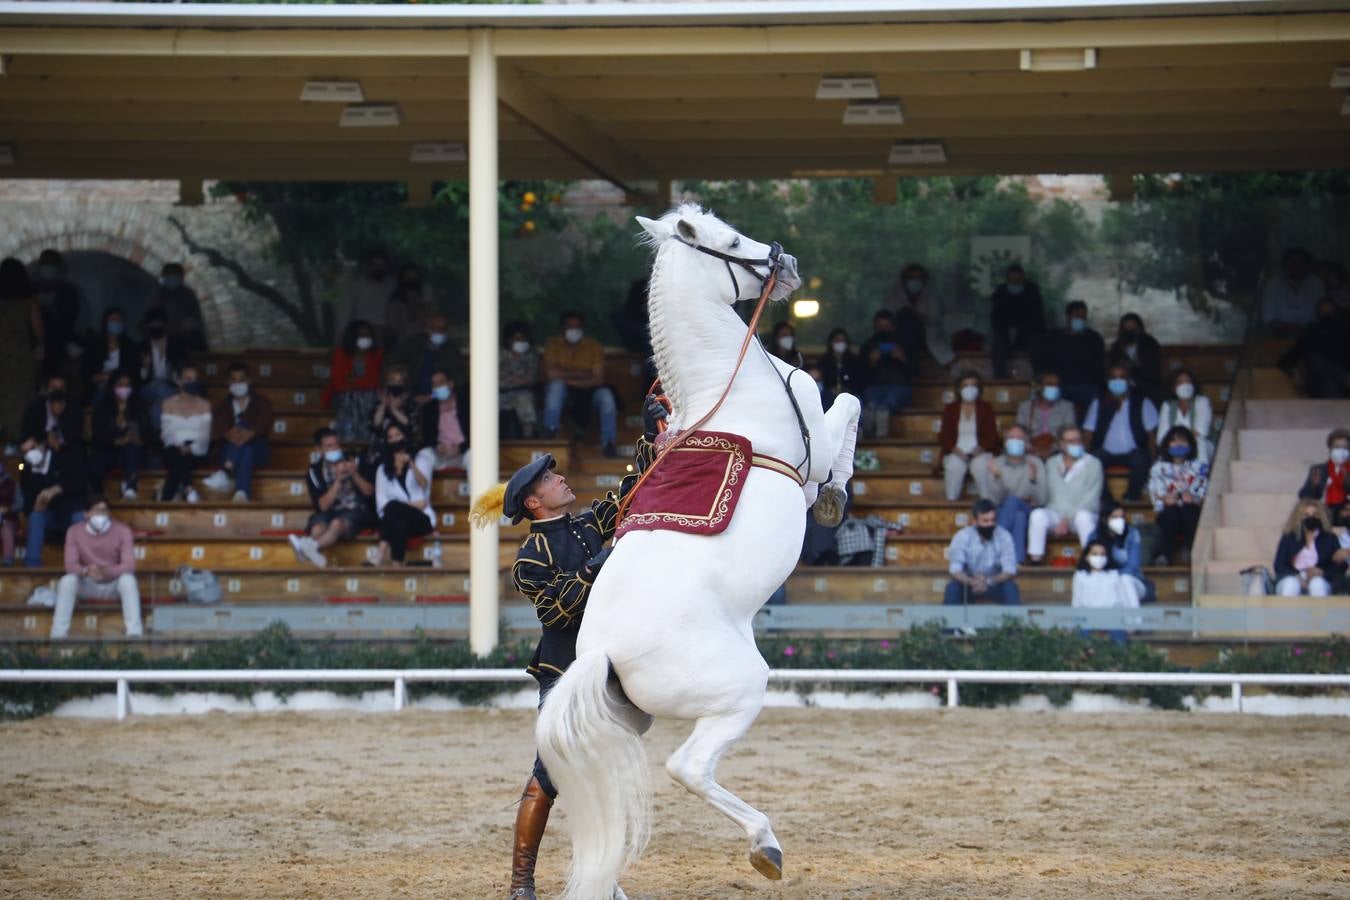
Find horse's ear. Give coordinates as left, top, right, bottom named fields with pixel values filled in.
left=635, top=215, right=670, bottom=241
left=674, top=218, right=700, bottom=245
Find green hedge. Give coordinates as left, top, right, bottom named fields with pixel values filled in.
left=4, top=622, right=1349, bottom=719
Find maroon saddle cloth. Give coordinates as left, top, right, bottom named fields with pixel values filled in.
left=615, top=430, right=753, bottom=540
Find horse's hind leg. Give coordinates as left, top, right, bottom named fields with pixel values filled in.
left=665, top=707, right=783, bottom=881
left=810, top=392, right=861, bottom=526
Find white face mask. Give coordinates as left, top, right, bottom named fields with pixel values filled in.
left=355, top=336, right=374, bottom=350
left=87, top=514, right=111, bottom=534
left=1107, top=517, right=1126, bottom=535
left=777, top=335, right=795, bottom=351
left=1331, top=447, right=1350, bottom=465
left=1087, top=553, right=1108, bottom=570
left=511, top=340, right=531, bottom=354
left=831, top=341, right=848, bottom=355
left=564, top=328, right=583, bottom=344
left=1175, top=382, right=1195, bottom=400
left=229, top=382, right=249, bottom=398
left=960, top=385, right=980, bottom=403
left=428, top=332, right=448, bottom=347
left=24, top=448, right=45, bottom=468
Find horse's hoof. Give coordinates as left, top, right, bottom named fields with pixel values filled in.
left=613, top=885, right=629, bottom=900
left=749, top=845, right=783, bottom=881
left=811, top=483, right=846, bottom=527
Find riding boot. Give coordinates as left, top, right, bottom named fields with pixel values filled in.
left=508, top=776, right=553, bottom=899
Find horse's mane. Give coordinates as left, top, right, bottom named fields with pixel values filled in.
left=635, top=203, right=726, bottom=252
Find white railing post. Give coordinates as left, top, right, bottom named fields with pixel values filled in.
left=1231, top=681, right=1243, bottom=713
left=393, top=676, right=407, bottom=712
left=116, top=678, right=130, bottom=721
left=946, top=678, right=959, bottom=708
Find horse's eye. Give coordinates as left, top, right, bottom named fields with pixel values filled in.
left=730, top=238, right=741, bottom=249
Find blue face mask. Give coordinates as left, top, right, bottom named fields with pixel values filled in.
left=905, top=278, right=925, bottom=296
left=432, top=385, right=452, bottom=402
left=1167, top=443, right=1190, bottom=459
left=1065, top=443, right=1085, bottom=459
left=1006, top=283, right=1025, bottom=296
left=324, top=448, right=344, bottom=463
left=106, top=321, right=124, bottom=336
left=1108, top=378, right=1129, bottom=396
left=1042, top=385, right=1061, bottom=402
left=1005, top=438, right=1026, bottom=457
left=1070, top=318, right=1087, bottom=333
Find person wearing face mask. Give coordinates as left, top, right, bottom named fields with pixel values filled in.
left=1083, top=364, right=1158, bottom=503
left=21, top=374, right=84, bottom=458
left=943, top=498, right=1020, bottom=606
left=158, top=364, right=212, bottom=503
left=768, top=321, right=806, bottom=369
left=1299, top=428, right=1350, bottom=527
left=1031, top=300, right=1104, bottom=417
left=370, top=422, right=437, bottom=566
left=51, top=496, right=142, bottom=639
left=1107, top=313, right=1163, bottom=404
left=499, top=321, right=541, bottom=440
left=1071, top=539, right=1140, bottom=614
left=890, top=262, right=957, bottom=373
left=1155, top=369, right=1214, bottom=465
left=394, top=311, right=465, bottom=400
left=939, top=372, right=1001, bottom=502
left=291, top=427, right=376, bottom=568
left=205, top=362, right=273, bottom=502
left=1277, top=298, right=1350, bottom=399
left=1027, top=425, right=1103, bottom=565
left=1015, top=372, right=1076, bottom=459
left=859, top=309, right=920, bottom=438
left=144, top=263, right=208, bottom=352
left=137, top=307, right=189, bottom=436
left=541, top=311, right=619, bottom=457
left=386, top=263, right=435, bottom=348
left=335, top=248, right=396, bottom=338
left=983, top=425, right=1047, bottom=563
left=417, top=369, right=470, bottom=472
left=816, top=327, right=862, bottom=408
left=1147, top=426, right=1208, bottom=565
left=89, top=371, right=144, bottom=500
left=83, top=306, right=143, bottom=405
left=18, top=433, right=88, bottom=568
left=989, top=264, right=1045, bottom=379
left=370, top=364, right=419, bottom=453
left=1272, top=500, right=1345, bottom=597
left=32, top=248, right=83, bottom=382
left=1088, top=502, right=1154, bottom=604
left=325, top=320, right=385, bottom=444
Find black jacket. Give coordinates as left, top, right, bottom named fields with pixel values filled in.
left=82, top=335, right=144, bottom=392
left=21, top=398, right=83, bottom=450
left=859, top=313, right=923, bottom=389
left=512, top=438, right=654, bottom=681
left=1273, top=531, right=1345, bottom=583
left=816, top=350, right=864, bottom=397
left=137, top=335, right=190, bottom=384
left=91, top=395, right=142, bottom=450
left=1033, top=327, right=1106, bottom=387
left=1109, top=333, right=1164, bottom=402
left=19, top=447, right=87, bottom=517
left=1299, top=462, right=1347, bottom=505
left=990, top=282, right=1045, bottom=340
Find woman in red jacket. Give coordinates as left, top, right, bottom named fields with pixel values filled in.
left=325, top=320, right=384, bottom=443
left=939, top=370, right=1002, bottom=501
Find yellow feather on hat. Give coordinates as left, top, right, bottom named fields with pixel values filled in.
left=469, top=482, right=508, bottom=530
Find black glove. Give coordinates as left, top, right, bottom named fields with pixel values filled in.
left=641, top=394, right=669, bottom=440
left=586, top=547, right=613, bottom=573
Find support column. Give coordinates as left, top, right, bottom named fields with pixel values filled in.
left=468, top=29, right=500, bottom=656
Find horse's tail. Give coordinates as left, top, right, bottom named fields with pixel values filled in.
left=536, top=649, right=650, bottom=900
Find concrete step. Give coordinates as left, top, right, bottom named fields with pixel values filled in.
left=1211, top=525, right=1281, bottom=561
left=1221, top=492, right=1298, bottom=527
left=1243, top=399, right=1350, bottom=430
left=1227, top=460, right=1306, bottom=495
left=1237, top=429, right=1329, bottom=463
left=1248, top=367, right=1300, bottom=399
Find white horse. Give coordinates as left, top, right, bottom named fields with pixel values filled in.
left=535, top=205, right=861, bottom=900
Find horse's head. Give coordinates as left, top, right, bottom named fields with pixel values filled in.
left=636, top=205, right=801, bottom=305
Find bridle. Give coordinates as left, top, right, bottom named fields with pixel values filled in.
left=675, top=236, right=783, bottom=301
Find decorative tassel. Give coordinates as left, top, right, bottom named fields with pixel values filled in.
left=469, top=483, right=508, bottom=529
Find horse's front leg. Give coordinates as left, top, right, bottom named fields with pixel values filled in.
left=808, top=392, right=861, bottom=527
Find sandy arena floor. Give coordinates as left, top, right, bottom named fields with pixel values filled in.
left=2, top=707, right=1350, bottom=899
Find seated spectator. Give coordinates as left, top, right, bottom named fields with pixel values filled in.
left=418, top=368, right=470, bottom=472
left=1261, top=246, right=1324, bottom=332
left=204, top=362, right=273, bottom=502
left=0, top=461, right=20, bottom=566
left=1089, top=502, right=1153, bottom=604
left=817, top=327, right=862, bottom=406
left=1277, top=297, right=1350, bottom=399
left=541, top=311, right=618, bottom=457
left=19, top=433, right=87, bottom=568
left=939, top=371, right=1000, bottom=502
left=1083, top=364, right=1158, bottom=502
left=500, top=320, right=540, bottom=440
left=1071, top=539, right=1141, bottom=610
left=858, top=309, right=918, bottom=438
left=386, top=263, right=435, bottom=348
left=1148, top=426, right=1208, bottom=565
left=1156, top=368, right=1214, bottom=465
left=989, top=263, right=1044, bottom=379
left=145, top=262, right=208, bottom=352
left=395, top=311, right=464, bottom=400
left=22, top=374, right=83, bottom=456
left=158, top=364, right=211, bottom=503
left=1299, top=428, right=1350, bottom=528
left=768, top=320, right=806, bottom=369
left=89, top=371, right=144, bottom=500
left=1016, top=371, right=1076, bottom=459
left=1027, top=425, right=1102, bottom=564
left=372, top=422, right=436, bottom=566
left=291, top=427, right=376, bottom=569
left=890, top=262, right=956, bottom=372
left=325, top=319, right=384, bottom=443
left=371, top=364, right=418, bottom=449
left=983, top=424, right=1047, bottom=563
left=137, top=307, right=189, bottom=435
left=943, top=498, right=1019, bottom=606
left=1108, top=313, right=1163, bottom=403
left=0, top=256, right=42, bottom=450
left=1031, top=300, right=1104, bottom=416
left=83, top=307, right=142, bottom=405
left=1273, top=499, right=1345, bottom=597
left=52, top=495, right=142, bottom=639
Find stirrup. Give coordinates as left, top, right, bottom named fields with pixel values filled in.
left=811, top=482, right=847, bottom=527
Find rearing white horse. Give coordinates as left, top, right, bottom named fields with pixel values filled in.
left=535, top=205, right=860, bottom=900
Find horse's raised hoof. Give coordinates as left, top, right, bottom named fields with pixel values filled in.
left=811, top=483, right=846, bottom=527
left=613, top=885, right=629, bottom=900
left=749, top=845, right=784, bottom=881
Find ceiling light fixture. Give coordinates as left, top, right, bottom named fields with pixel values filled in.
left=300, top=80, right=365, bottom=103
left=410, top=143, right=467, bottom=163
left=888, top=141, right=947, bottom=165
left=1331, top=65, right=1350, bottom=88
left=842, top=99, right=905, bottom=126
left=1020, top=48, right=1098, bottom=72
left=339, top=103, right=401, bottom=128
left=816, top=76, right=879, bottom=100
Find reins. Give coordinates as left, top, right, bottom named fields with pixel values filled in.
left=614, top=242, right=784, bottom=525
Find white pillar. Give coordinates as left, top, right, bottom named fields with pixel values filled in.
left=468, top=29, right=500, bottom=656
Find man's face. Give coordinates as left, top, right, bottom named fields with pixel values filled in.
left=427, top=315, right=448, bottom=335
left=974, top=510, right=997, bottom=530
left=431, top=372, right=451, bottom=392
left=1006, top=270, right=1025, bottom=288
left=874, top=316, right=894, bottom=335
left=1042, top=373, right=1060, bottom=390
left=528, top=469, right=575, bottom=516
left=319, top=435, right=342, bottom=456
left=1061, top=429, right=1083, bottom=453
left=229, top=370, right=248, bottom=390
left=88, top=502, right=110, bottom=521
left=46, top=378, right=65, bottom=397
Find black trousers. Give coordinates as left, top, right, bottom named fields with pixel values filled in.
left=1155, top=503, right=1201, bottom=560
left=160, top=445, right=201, bottom=500
left=379, top=500, right=433, bottom=562
left=532, top=674, right=560, bottom=799
left=1093, top=447, right=1150, bottom=502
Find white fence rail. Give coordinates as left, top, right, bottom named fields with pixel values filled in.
left=5, top=668, right=1350, bottom=720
